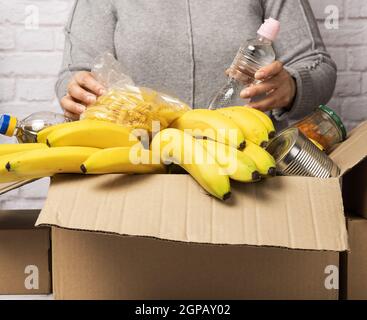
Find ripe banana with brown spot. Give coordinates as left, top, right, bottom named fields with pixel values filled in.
left=151, top=128, right=231, bottom=200
left=217, top=107, right=269, bottom=147
left=198, top=139, right=260, bottom=183
left=6, top=147, right=99, bottom=178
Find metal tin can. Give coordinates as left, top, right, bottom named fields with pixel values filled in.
left=266, top=128, right=340, bottom=178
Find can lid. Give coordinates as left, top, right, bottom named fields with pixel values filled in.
left=0, top=114, right=17, bottom=137
left=319, top=105, right=347, bottom=140
left=266, top=127, right=299, bottom=164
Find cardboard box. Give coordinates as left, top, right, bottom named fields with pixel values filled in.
left=333, top=122, right=367, bottom=218
left=35, top=121, right=367, bottom=300
left=52, top=227, right=339, bottom=300
left=343, top=160, right=367, bottom=219
left=0, top=210, right=51, bottom=295
left=341, top=217, right=367, bottom=300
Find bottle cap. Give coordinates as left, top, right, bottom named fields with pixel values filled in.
left=0, top=114, right=17, bottom=137
left=257, top=17, right=280, bottom=41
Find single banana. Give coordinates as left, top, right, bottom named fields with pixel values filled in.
left=81, top=147, right=165, bottom=174
left=46, top=120, right=139, bottom=149
left=217, top=107, right=269, bottom=147
left=0, top=153, right=36, bottom=183
left=151, top=128, right=231, bottom=200
left=243, top=106, right=276, bottom=138
left=170, top=109, right=246, bottom=149
left=36, top=121, right=80, bottom=144
left=242, top=139, right=276, bottom=176
left=6, top=147, right=99, bottom=178
left=0, top=143, right=48, bottom=157
left=198, top=139, right=260, bottom=183
left=36, top=119, right=127, bottom=144
left=37, top=120, right=107, bottom=144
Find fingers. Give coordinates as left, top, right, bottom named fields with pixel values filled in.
left=240, top=67, right=296, bottom=112
left=255, top=60, right=283, bottom=80
left=63, top=111, right=80, bottom=121
left=246, top=82, right=294, bottom=112
left=67, top=71, right=105, bottom=106
left=62, top=71, right=106, bottom=120
left=74, top=71, right=106, bottom=96
left=68, top=81, right=97, bottom=105
left=240, top=79, right=277, bottom=99
left=60, top=95, right=86, bottom=120
left=247, top=93, right=278, bottom=112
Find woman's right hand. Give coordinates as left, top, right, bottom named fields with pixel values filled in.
left=60, top=71, right=106, bottom=120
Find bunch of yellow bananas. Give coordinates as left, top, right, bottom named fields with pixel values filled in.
left=154, top=106, right=277, bottom=200
left=0, top=120, right=163, bottom=184
left=0, top=107, right=276, bottom=201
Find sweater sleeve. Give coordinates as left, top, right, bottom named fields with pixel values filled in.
left=55, top=0, right=117, bottom=101
left=261, top=0, right=337, bottom=121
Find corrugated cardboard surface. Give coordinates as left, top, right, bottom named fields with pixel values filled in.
left=38, top=120, right=367, bottom=300
left=52, top=227, right=339, bottom=300
left=334, top=121, right=367, bottom=218
left=37, top=174, right=348, bottom=251
left=330, top=121, right=367, bottom=176
left=331, top=119, right=367, bottom=225
left=0, top=210, right=51, bottom=295
left=343, top=217, right=367, bottom=300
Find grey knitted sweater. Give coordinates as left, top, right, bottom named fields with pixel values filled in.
left=56, top=0, right=337, bottom=128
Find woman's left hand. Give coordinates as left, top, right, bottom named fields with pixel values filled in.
left=240, top=61, right=297, bottom=112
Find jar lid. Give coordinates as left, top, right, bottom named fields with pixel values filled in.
left=319, top=105, right=347, bottom=140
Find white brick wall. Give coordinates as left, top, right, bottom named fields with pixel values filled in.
left=310, top=0, right=367, bottom=128
left=0, top=0, right=72, bottom=209
left=0, top=0, right=366, bottom=209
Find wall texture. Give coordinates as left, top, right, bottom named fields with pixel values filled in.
left=0, top=0, right=366, bottom=209
left=310, top=0, right=367, bottom=130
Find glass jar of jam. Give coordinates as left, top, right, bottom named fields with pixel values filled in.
left=293, top=105, right=347, bottom=153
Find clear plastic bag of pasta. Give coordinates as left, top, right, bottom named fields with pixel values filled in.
left=80, top=53, right=190, bottom=133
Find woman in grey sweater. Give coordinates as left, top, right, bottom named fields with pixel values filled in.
left=56, top=0, right=337, bottom=129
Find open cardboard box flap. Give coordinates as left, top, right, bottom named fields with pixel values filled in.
left=36, top=174, right=347, bottom=252
left=36, top=120, right=367, bottom=253
left=330, top=121, right=367, bottom=175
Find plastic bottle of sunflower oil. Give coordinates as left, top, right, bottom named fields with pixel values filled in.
left=0, top=112, right=69, bottom=143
